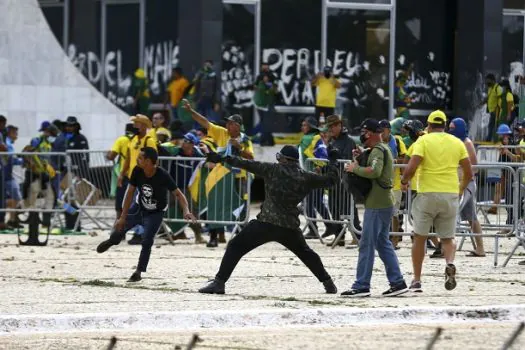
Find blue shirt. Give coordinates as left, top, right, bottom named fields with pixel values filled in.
left=4, top=137, right=23, bottom=180
left=386, top=134, right=398, bottom=159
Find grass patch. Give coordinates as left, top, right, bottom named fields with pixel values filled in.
left=81, top=279, right=116, bottom=287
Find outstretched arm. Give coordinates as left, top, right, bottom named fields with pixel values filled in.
left=222, top=156, right=273, bottom=178
left=305, top=164, right=339, bottom=189
left=182, top=99, right=210, bottom=129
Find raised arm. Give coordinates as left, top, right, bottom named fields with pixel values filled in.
left=223, top=156, right=273, bottom=178
left=304, top=163, right=339, bottom=189
left=182, top=99, right=210, bottom=129
left=349, top=148, right=385, bottom=179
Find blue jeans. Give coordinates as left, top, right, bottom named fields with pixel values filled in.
left=352, top=207, right=404, bottom=290
left=108, top=204, right=164, bottom=272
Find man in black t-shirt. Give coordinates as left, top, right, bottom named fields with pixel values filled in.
left=97, top=147, right=195, bottom=282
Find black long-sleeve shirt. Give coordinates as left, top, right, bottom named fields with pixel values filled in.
left=223, top=156, right=339, bottom=230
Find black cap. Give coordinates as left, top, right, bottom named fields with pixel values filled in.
left=378, top=119, right=391, bottom=130
left=278, top=145, right=299, bottom=161
left=225, top=114, right=243, bottom=125
left=304, top=116, right=318, bottom=130
left=66, top=116, right=78, bottom=125
left=360, top=118, right=382, bottom=133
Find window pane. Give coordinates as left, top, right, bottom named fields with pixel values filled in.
left=327, top=8, right=390, bottom=127
left=222, top=3, right=255, bottom=128
left=105, top=3, right=140, bottom=113
left=145, top=0, right=179, bottom=103
left=503, top=15, right=524, bottom=91
left=261, top=0, right=322, bottom=133
left=395, top=0, right=455, bottom=114
left=41, top=6, right=64, bottom=47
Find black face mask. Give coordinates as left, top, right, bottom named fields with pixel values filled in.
left=359, top=133, right=368, bottom=145
left=324, top=71, right=331, bottom=79
left=409, top=130, right=419, bottom=142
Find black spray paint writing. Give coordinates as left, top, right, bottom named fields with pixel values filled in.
left=67, top=41, right=178, bottom=108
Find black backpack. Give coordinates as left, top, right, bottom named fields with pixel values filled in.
left=342, top=146, right=392, bottom=204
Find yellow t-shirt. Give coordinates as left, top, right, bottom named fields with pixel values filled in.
left=406, top=144, right=419, bottom=191
left=487, top=84, right=503, bottom=114
left=392, top=135, right=407, bottom=191
left=147, top=127, right=171, bottom=140
left=167, top=77, right=190, bottom=107
left=127, top=134, right=158, bottom=178
left=111, top=136, right=131, bottom=172
left=313, top=77, right=338, bottom=108
left=208, top=123, right=254, bottom=178
left=411, top=132, right=468, bottom=194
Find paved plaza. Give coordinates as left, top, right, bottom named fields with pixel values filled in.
left=1, top=211, right=524, bottom=349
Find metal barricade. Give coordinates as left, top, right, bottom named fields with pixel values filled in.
left=301, top=158, right=359, bottom=245
left=0, top=151, right=71, bottom=244
left=160, top=156, right=252, bottom=236
left=65, top=150, right=117, bottom=231
left=502, top=166, right=525, bottom=266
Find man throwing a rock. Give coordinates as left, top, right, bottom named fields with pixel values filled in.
left=198, top=145, right=340, bottom=294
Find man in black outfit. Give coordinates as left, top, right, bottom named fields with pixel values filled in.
left=97, top=147, right=195, bottom=282
left=198, top=145, right=340, bottom=294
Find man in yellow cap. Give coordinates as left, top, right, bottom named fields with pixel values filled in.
left=401, top=110, right=473, bottom=293
left=118, top=114, right=157, bottom=244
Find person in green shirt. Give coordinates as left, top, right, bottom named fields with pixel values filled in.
left=340, top=119, right=408, bottom=298
left=131, top=68, right=151, bottom=116
left=253, top=63, right=278, bottom=146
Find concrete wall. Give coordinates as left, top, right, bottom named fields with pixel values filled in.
left=0, top=0, right=128, bottom=151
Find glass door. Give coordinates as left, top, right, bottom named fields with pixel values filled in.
left=503, top=12, right=525, bottom=92
left=222, top=0, right=260, bottom=130
left=322, top=0, right=395, bottom=126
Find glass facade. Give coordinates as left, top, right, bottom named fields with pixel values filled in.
left=222, top=3, right=256, bottom=128
left=327, top=8, right=390, bottom=127
left=39, top=0, right=512, bottom=132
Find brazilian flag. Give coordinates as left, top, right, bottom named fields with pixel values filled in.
left=205, top=163, right=246, bottom=230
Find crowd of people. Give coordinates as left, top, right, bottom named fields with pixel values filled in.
left=0, top=115, right=89, bottom=231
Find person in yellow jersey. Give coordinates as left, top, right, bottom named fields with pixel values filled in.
left=118, top=114, right=158, bottom=245
left=182, top=99, right=254, bottom=247
left=401, top=110, right=473, bottom=293
left=148, top=113, right=171, bottom=141
left=107, top=123, right=136, bottom=218
left=165, top=67, right=190, bottom=121
left=311, top=66, right=341, bottom=122
left=479, top=74, right=502, bottom=142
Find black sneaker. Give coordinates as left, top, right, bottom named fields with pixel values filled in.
left=445, top=263, right=457, bottom=291
left=429, top=248, right=444, bottom=258
left=409, top=280, right=423, bottom=293
left=326, top=238, right=345, bottom=247
left=128, top=234, right=142, bottom=245
left=382, top=282, right=409, bottom=297
left=198, top=279, right=225, bottom=294
left=206, top=238, right=218, bottom=248
left=323, top=278, right=337, bottom=294
left=127, top=272, right=142, bottom=282
left=96, top=239, right=114, bottom=253
left=341, top=289, right=370, bottom=298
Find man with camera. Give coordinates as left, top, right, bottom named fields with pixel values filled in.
left=341, top=119, right=408, bottom=297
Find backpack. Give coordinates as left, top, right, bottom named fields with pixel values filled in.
left=342, top=146, right=392, bottom=204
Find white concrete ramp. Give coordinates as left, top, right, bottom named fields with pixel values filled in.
left=0, top=0, right=128, bottom=150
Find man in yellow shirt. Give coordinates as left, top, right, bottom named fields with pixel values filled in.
left=107, top=123, right=136, bottom=218
left=480, top=74, right=503, bottom=142
left=401, top=110, right=473, bottom=293
left=165, top=67, right=190, bottom=120
left=119, top=114, right=158, bottom=245
left=311, top=66, right=341, bottom=121
left=147, top=113, right=171, bottom=141
left=182, top=99, right=254, bottom=247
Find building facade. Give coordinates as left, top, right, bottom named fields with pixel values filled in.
left=39, top=0, right=521, bottom=139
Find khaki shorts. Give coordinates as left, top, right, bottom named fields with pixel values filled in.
left=412, top=192, right=459, bottom=239
left=393, top=190, right=402, bottom=215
